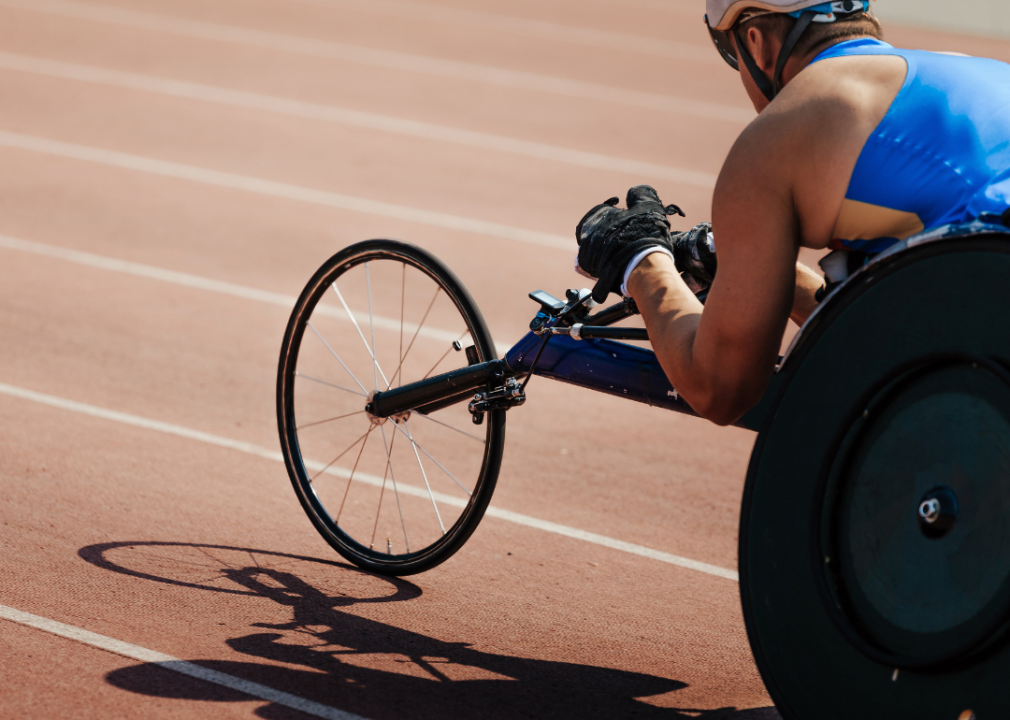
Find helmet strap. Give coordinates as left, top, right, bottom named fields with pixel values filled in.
left=735, top=11, right=817, bottom=102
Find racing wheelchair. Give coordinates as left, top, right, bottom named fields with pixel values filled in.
left=277, top=221, right=1010, bottom=719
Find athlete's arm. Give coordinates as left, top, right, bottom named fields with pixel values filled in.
left=628, top=124, right=798, bottom=427
left=627, top=46, right=903, bottom=425
left=628, top=94, right=837, bottom=425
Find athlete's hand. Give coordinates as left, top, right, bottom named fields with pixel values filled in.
left=672, top=223, right=717, bottom=297
left=575, top=185, right=684, bottom=302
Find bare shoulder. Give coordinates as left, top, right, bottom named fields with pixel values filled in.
left=718, top=53, right=907, bottom=248
left=730, top=53, right=906, bottom=171
left=778, top=53, right=907, bottom=130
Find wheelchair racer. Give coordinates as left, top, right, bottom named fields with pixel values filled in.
left=575, top=0, right=1010, bottom=426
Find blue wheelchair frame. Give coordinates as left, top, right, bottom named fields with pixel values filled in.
left=366, top=222, right=1010, bottom=432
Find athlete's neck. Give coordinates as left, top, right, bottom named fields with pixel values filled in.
left=786, top=35, right=884, bottom=84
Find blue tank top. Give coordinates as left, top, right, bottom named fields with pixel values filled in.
left=809, top=38, right=1010, bottom=253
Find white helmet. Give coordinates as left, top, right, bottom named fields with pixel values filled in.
left=704, top=1, right=874, bottom=99
left=707, top=0, right=873, bottom=32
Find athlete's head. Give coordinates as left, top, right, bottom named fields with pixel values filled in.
left=705, top=1, right=882, bottom=104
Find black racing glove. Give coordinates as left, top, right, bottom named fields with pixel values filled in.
left=672, top=222, right=717, bottom=297
left=575, top=185, right=685, bottom=302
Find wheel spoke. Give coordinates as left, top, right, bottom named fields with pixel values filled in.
left=403, top=421, right=446, bottom=534
left=387, top=286, right=440, bottom=390
left=310, top=429, right=371, bottom=482
left=331, top=280, right=391, bottom=389
left=297, top=410, right=366, bottom=431
left=294, top=372, right=366, bottom=397
left=336, top=425, right=372, bottom=524
left=414, top=411, right=486, bottom=443
left=366, top=262, right=380, bottom=392
left=307, top=321, right=368, bottom=395
left=392, top=419, right=472, bottom=497
left=422, top=331, right=470, bottom=381
left=370, top=428, right=392, bottom=550
left=375, top=424, right=410, bottom=553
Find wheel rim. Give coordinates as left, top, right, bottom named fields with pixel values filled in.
left=278, top=242, right=501, bottom=573
left=739, top=237, right=1010, bottom=719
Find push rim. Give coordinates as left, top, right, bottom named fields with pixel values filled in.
left=277, top=240, right=504, bottom=576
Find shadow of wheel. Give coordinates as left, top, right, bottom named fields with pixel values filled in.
left=78, top=540, right=420, bottom=602
left=80, top=542, right=780, bottom=719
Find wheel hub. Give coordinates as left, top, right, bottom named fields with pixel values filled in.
left=918, top=486, right=959, bottom=539
left=365, top=390, right=410, bottom=426
left=365, top=391, right=387, bottom=426
left=828, top=361, right=1010, bottom=666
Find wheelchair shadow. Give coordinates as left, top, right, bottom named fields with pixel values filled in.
left=80, top=542, right=779, bottom=720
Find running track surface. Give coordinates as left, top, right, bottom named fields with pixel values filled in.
left=2, top=2, right=1008, bottom=718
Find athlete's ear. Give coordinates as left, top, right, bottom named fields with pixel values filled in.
left=742, top=25, right=778, bottom=75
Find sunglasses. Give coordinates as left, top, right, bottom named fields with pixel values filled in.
left=705, top=14, right=740, bottom=71
left=706, top=9, right=781, bottom=71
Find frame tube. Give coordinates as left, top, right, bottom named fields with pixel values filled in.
left=505, top=332, right=778, bottom=432
left=505, top=332, right=700, bottom=417
left=367, top=360, right=503, bottom=418
left=370, top=332, right=778, bottom=432
left=575, top=326, right=649, bottom=341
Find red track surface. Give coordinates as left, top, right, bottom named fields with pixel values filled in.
left=2, top=2, right=1009, bottom=717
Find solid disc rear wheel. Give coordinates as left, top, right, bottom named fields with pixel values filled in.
left=277, top=240, right=505, bottom=575
left=740, top=236, right=1010, bottom=719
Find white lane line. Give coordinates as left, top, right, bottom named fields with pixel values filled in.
left=0, top=52, right=719, bottom=188
left=588, top=0, right=696, bottom=13
left=0, top=604, right=368, bottom=720
left=0, top=0, right=753, bottom=124
left=0, top=130, right=572, bottom=250
left=0, top=383, right=739, bottom=583
left=483, top=508, right=738, bottom=580
left=0, top=234, right=513, bottom=354
left=293, top=0, right=716, bottom=63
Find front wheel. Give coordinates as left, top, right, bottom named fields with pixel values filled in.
left=277, top=240, right=505, bottom=575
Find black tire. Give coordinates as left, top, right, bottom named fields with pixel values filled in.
left=277, top=240, right=505, bottom=576
left=741, top=235, right=1010, bottom=719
